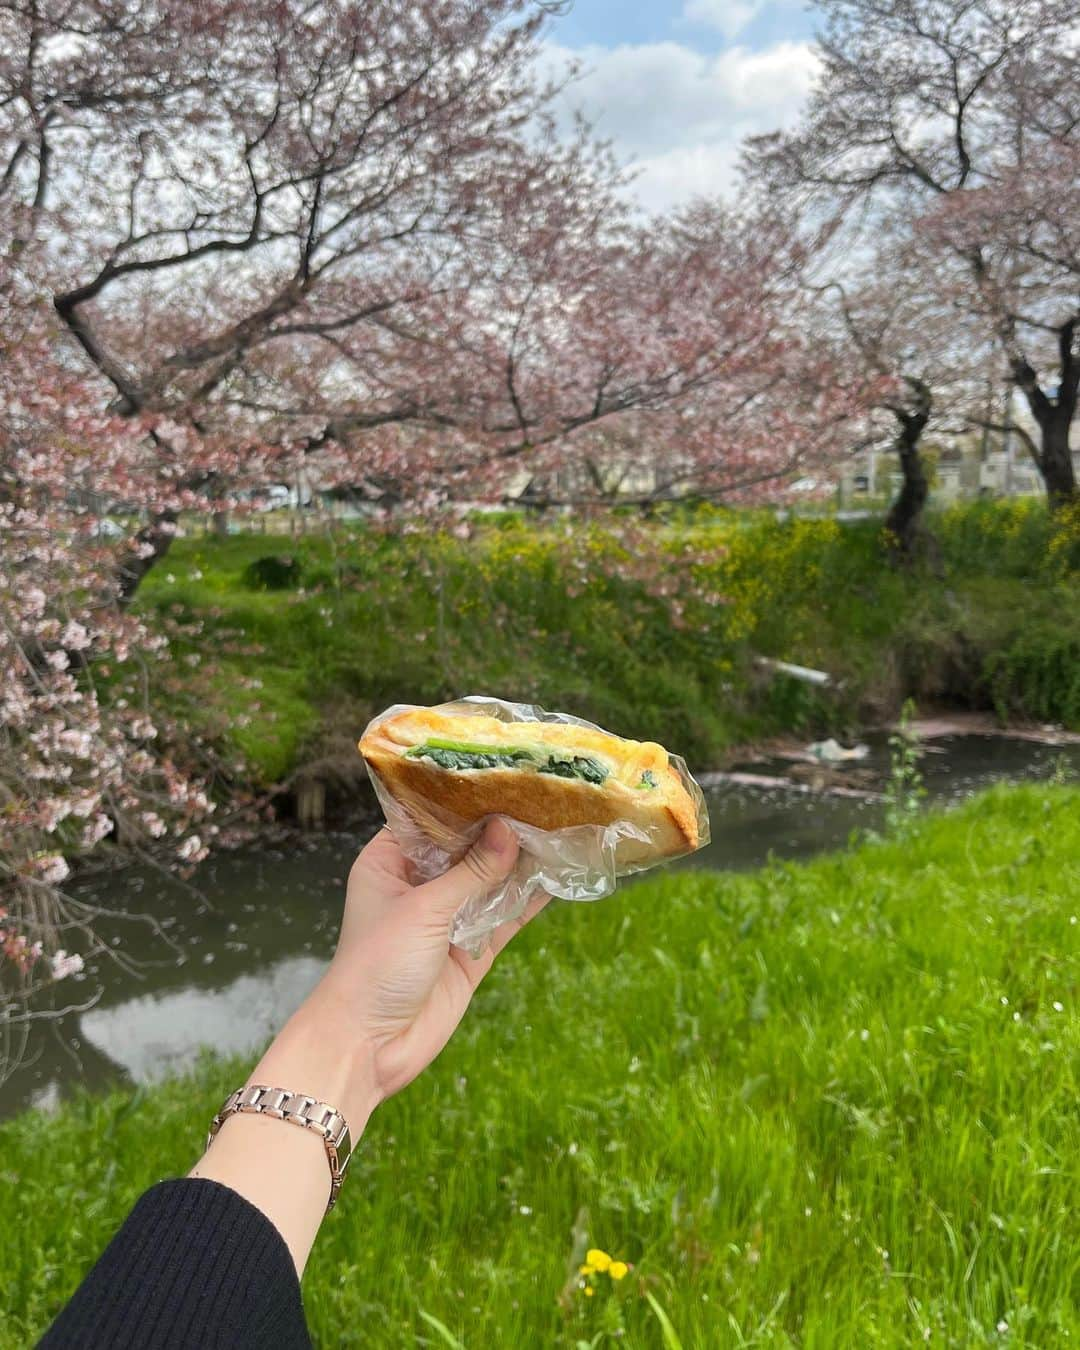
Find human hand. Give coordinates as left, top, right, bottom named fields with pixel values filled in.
left=313, top=817, right=547, bottom=1105
left=195, top=818, right=543, bottom=1273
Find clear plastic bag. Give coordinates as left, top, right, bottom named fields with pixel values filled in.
left=361, top=695, right=711, bottom=954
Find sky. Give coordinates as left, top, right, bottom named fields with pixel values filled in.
left=542, top=0, right=821, bottom=213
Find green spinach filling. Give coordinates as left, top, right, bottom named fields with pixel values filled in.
left=406, top=738, right=609, bottom=784
left=536, top=754, right=608, bottom=785
left=406, top=743, right=532, bottom=771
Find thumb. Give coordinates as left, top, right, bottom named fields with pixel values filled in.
left=417, top=817, right=519, bottom=922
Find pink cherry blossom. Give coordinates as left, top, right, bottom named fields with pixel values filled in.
left=50, top=950, right=85, bottom=981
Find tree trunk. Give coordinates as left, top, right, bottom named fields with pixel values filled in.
left=116, top=511, right=179, bottom=607
left=1011, top=317, right=1078, bottom=512
left=884, top=392, right=932, bottom=563
left=1040, top=415, right=1077, bottom=512
left=886, top=440, right=929, bottom=558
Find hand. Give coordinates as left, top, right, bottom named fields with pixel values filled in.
left=194, top=816, right=546, bottom=1275
left=314, top=817, right=547, bottom=1104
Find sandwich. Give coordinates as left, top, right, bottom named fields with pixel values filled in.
left=359, top=706, right=700, bottom=860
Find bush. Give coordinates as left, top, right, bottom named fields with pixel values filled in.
left=241, top=553, right=302, bottom=591
left=987, top=621, right=1080, bottom=725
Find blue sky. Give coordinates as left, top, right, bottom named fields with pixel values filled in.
left=555, top=0, right=817, bottom=52
left=540, top=0, right=822, bottom=210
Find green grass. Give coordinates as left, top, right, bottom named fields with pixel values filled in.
left=5, top=785, right=1080, bottom=1346
left=131, top=502, right=1080, bottom=789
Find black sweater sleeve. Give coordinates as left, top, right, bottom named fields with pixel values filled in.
left=38, top=1178, right=312, bottom=1349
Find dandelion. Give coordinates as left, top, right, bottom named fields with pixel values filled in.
left=578, top=1246, right=631, bottom=1296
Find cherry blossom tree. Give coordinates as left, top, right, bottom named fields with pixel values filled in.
left=746, top=0, right=1080, bottom=508
left=1, top=0, right=661, bottom=585
left=473, top=199, right=868, bottom=511
left=918, top=138, right=1080, bottom=504
left=0, top=1, right=828, bottom=1059
left=0, top=222, right=217, bottom=1072
left=805, top=221, right=998, bottom=556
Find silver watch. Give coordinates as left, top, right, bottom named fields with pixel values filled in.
left=207, top=1084, right=353, bottom=1212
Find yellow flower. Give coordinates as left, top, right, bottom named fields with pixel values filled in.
left=584, top=1285, right=595, bottom=1297
left=608, top=1261, right=629, bottom=1281
left=578, top=1263, right=593, bottom=1276
left=586, top=1249, right=611, bottom=1272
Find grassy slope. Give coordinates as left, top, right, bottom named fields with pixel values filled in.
left=4, top=785, right=1079, bottom=1347
left=135, top=502, right=1080, bottom=787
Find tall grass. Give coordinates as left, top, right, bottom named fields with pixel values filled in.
left=4, top=785, right=1079, bottom=1346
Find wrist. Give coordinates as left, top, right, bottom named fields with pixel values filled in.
left=253, top=986, right=381, bottom=1135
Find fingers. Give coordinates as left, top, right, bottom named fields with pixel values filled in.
left=347, top=828, right=412, bottom=899
left=353, top=827, right=409, bottom=877
left=412, top=817, right=519, bottom=925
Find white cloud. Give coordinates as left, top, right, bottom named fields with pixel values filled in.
left=546, top=39, right=820, bottom=212
left=683, top=0, right=768, bottom=40
left=682, top=0, right=812, bottom=40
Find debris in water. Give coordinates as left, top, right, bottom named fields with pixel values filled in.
left=806, top=738, right=870, bottom=763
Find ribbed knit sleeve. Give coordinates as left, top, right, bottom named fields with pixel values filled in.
left=38, top=1178, right=312, bottom=1349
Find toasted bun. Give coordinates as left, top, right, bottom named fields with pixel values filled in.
left=359, top=707, right=699, bottom=861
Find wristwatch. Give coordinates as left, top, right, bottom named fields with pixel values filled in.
left=207, top=1084, right=353, bottom=1212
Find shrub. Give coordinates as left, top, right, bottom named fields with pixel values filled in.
left=241, top=554, right=302, bottom=591
left=987, top=622, right=1080, bottom=726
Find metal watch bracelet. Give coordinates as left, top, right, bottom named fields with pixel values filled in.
left=207, top=1084, right=353, bottom=1212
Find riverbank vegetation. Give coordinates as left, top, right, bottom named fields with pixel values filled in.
left=5, top=783, right=1079, bottom=1347
left=137, top=500, right=1080, bottom=800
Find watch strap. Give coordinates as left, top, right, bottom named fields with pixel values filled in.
left=207, top=1084, right=352, bottom=1212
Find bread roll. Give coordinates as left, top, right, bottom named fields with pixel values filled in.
left=359, top=706, right=699, bottom=860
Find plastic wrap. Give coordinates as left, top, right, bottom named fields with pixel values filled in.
left=361, top=695, right=711, bottom=953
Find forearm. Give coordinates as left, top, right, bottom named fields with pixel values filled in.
left=43, top=822, right=524, bottom=1348
left=190, top=981, right=381, bottom=1275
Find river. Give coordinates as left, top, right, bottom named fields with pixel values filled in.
left=4, top=732, right=1078, bottom=1120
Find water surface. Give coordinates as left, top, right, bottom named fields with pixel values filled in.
left=4, top=734, right=1077, bottom=1119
